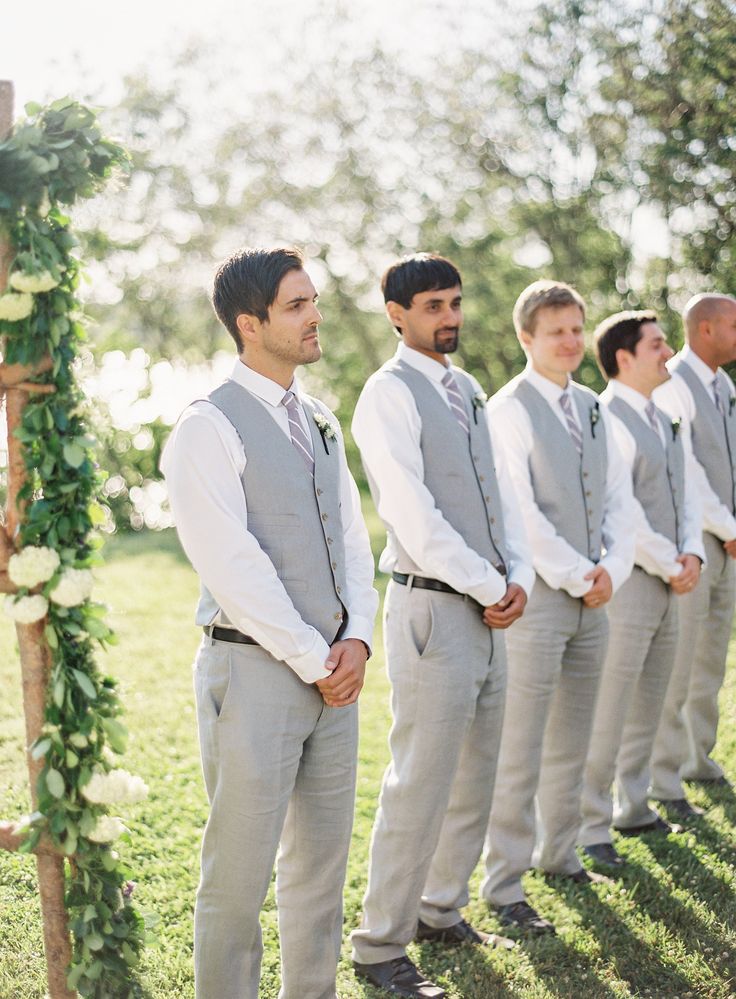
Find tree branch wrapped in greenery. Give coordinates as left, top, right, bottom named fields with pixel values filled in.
left=0, top=93, right=149, bottom=998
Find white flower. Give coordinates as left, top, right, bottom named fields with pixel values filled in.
left=4, top=594, right=49, bottom=624
left=82, top=769, right=149, bottom=806
left=87, top=815, right=127, bottom=843
left=8, top=546, right=61, bottom=588
left=472, top=390, right=488, bottom=410
left=9, top=271, right=59, bottom=293
left=0, top=293, right=33, bottom=321
left=313, top=412, right=337, bottom=440
left=48, top=568, right=94, bottom=607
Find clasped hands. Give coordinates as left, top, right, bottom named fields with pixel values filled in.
left=316, top=638, right=368, bottom=708
left=483, top=582, right=527, bottom=629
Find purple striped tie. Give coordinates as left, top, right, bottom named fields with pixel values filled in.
left=645, top=400, right=661, bottom=439
left=282, top=391, right=315, bottom=476
left=441, top=369, right=470, bottom=435
left=559, top=391, right=583, bottom=455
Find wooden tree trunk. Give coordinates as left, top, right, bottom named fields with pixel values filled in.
left=0, top=79, right=76, bottom=999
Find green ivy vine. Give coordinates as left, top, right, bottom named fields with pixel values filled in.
left=0, top=99, right=150, bottom=997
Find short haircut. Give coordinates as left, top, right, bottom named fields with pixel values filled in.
left=594, top=310, right=658, bottom=379
left=512, top=280, right=586, bottom=335
left=212, top=246, right=304, bottom=349
left=381, top=253, right=461, bottom=333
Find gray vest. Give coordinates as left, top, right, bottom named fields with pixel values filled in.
left=196, top=380, right=346, bottom=645
left=672, top=358, right=736, bottom=515
left=513, top=379, right=608, bottom=561
left=376, top=359, right=509, bottom=577
left=607, top=395, right=684, bottom=549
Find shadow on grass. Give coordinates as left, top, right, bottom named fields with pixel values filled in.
left=559, top=840, right=734, bottom=996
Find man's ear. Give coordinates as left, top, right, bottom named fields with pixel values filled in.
left=236, top=312, right=259, bottom=345
left=615, top=346, right=633, bottom=374
left=518, top=328, right=533, bottom=351
left=386, top=301, right=404, bottom=333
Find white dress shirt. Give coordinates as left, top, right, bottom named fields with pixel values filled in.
left=601, top=380, right=705, bottom=581
left=351, top=343, right=534, bottom=606
left=487, top=365, right=635, bottom=598
left=653, top=347, right=736, bottom=542
left=160, top=359, right=378, bottom=685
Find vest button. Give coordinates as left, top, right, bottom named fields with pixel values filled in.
left=336, top=586, right=341, bottom=594
left=485, top=495, right=491, bottom=502
left=473, top=454, right=480, bottom=461
left=327, top=537, right=333, bottom=544
left=322, top=513, right=329, bottom=521
left=588, top=509, right=593, bottom=516
left=334, top=612, right=342, bottom=620
left=585, top=490, right=591, bottom=497
left=583, top=471, right=589, bottom=478
left=490, top=517, right=496, bottom=525
left=479, top=474, right=485, bottom=481
left=316, top=488, right=323, bottom=495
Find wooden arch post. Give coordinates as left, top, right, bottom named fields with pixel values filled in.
left=0, top=79, right=76, bottom=999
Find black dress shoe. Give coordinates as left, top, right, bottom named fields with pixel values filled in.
left=614, top=815, right=682, bottom=836
left=582, top=842, right=625, bottom=868
left=687, top=775, right=732, bottom=788
left=496, top=901, right=556, bottom=935
left=654, top=797, right=705, bottom=820
left=416, top=918, right=515, bottom=950
left=353, top=956, right=445, bottom=998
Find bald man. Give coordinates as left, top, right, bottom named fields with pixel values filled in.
left=650, top=293, right=736, bottom=812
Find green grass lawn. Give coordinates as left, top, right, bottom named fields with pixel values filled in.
left=1, top=528, right=735, bottom=998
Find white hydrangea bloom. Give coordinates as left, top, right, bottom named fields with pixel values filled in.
left=49, top=568, right=94, bottom=607
left=4, top=594, right=49, bottom=624
left=0, top=293, right=33, bottom=321
left=87, top=815, right=127, bottom=843
left=9, top=271, right=59, bottom=293
left=8, top=546, right=61, bottom=588
left=82, top=769, right=148, bottom=805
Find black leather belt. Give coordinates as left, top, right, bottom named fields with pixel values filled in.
left=204, top=625, right=260, bottom=646
left=392, top=572, right=462, bottom=595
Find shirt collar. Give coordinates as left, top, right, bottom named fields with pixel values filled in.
left=523, top=362, right=573, bottom=405
left=604, top=379, right=652, bottom=417
left=229, top=359, right=302, bottom=408
left=396, top=341, right=451, bottom=383
left=679, top=344, right=720, bottom=389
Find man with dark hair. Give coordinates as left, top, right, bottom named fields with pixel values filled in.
left=161, top=246, right=378, bottom=999
left=650, top=293, right=736, bottom=800
left=482, top=280, right=634, bottom=935
left=350, top=253, right=532, bottom=998
left=578, top=311, right=703, bottom=866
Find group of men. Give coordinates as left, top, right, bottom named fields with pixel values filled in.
left=161, top=246, right=736, bottom=999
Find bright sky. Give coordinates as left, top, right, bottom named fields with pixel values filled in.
left=4, top=0, right=511, bottom=113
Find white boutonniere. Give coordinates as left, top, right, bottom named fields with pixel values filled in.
left=471, top=390, right=487, bottom=424
left=590, top=401, right=600, bottom=438
left=313, top=411, right=337, bottom=454
left=671, top=417, right=682, bottom=441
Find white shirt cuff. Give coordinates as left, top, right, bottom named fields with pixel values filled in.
left=285, top=632, right=332, bottom=684
left=599, top=555, right=631, bottom=594
left=508, top=565, right=536, bottom=599
left=340, top=614, right=375, bottom=654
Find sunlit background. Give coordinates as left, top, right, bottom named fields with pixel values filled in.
left=3, top=0, right=734, bottom=532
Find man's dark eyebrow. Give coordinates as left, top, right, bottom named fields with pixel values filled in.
left=425, top=294, right=462, bottom=305
left=284, top=294, right=318, bottom=305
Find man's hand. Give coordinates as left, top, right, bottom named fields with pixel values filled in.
left=482, top=583, right=527, bottom=630
left=582, top=566, right=613, bottom=608
left=670, top=553, right=702, bottom=594
left=315, top=638, right=368, bottom=708
left=724, top=539, right=736, bottom=559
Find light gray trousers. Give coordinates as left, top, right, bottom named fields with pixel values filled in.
left=579, top=568, right=677, bottom=844
left=651, top=531, right=736, bottom=798
left=482, top=578, right=608, bottom=906
left=193, top=635, right=358, bottom=999
left=351, top=580, right=506, bottom=965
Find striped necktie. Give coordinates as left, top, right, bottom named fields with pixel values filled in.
left=282, top=390, right=315, bottom=476
left=712, top=376, right=725, bottom=416
left=441, top=369, right=470, bottom=435
left=645, top=400, right=662, bottom=439
left=559, top=391, right=583, bottom=455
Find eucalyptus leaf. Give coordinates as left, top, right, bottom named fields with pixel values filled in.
left=62, top=441, right=86, bottom=468
left=45, top=767, right=65, bottom=798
